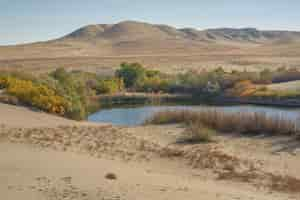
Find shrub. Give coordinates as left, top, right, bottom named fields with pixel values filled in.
left=136, top=76, right=170, bottom=93
left=96, top=78, right=124, bottom=94
left=49, top=68, right=89, bottom=120
left=50, top=67, right=70, bottom=82
left=1, top=69, right=102, bottom=120
left=172, top=70, right=224, bottom=95
left=115, top=62, right=146, bottom=88
left=146, top=69, right=160, bottom=78
left=227, top=80, right=257, bottom=97
left=1, top=76, right=67, bottom=115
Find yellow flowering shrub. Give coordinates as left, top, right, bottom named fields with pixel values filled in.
left=227, top=80, right=257, bottom=97
left=1, top=76, right=67, bottom=115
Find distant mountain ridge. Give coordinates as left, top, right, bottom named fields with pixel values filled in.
left=62, top=20, right=300, bottom=44
left=1, top=20, right=300, bottom=65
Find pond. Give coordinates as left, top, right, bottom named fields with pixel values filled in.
left=88, top=104, right=300, bottom=126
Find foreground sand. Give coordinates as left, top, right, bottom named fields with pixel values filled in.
left=0, top=103, right=78, bottom=128
left=1, top=103, right=300, bottom=200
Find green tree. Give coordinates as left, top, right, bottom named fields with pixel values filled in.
left=115, top=62, right=146, bottom=88
left=96, top=78, right=124, bottom=94
left=50, top=68, right=88, bottom=120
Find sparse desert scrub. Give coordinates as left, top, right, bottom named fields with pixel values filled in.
left=145, top=110, right=298, bottom=136
left=217, top=169, right=300, bottom=194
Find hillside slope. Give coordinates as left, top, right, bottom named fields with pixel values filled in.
left=63, top=21, right=300, bottom=44
left=2, top=21, right=300, bottom=59
left=1, top=21, right=300, bottom=73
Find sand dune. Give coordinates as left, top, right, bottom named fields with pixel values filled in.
left=0, top=103, right=100, bottom=128
left=1, top=103, right=300, bottom=199
left=0, top=103, right=76, bottom=128
left=2, top=142, right=289, bottom=200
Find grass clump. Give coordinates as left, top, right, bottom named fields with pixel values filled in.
left=146, top=110, right=298, bottom=136
left=145, top=110, right=189, bottom=124
left=183, top=122, right=216, bottom=143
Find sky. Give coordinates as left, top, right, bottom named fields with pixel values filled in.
left=1, top=0, right=300, bottom=45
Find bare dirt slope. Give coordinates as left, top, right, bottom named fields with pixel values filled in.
left=1, top=21, right=300, bottom=73
left=1, top=103, right=300, bottom=199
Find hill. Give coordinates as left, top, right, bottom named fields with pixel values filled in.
left=1, top=20, right=300, bottom=73
left=63, top=21, right=300, bottom=44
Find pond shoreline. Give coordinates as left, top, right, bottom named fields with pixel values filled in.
left=215, top=97, right=300, bottom=108
left=88, top=103, right=300, bottom=126
left=93, top=92, right=300, bottom=109
left=93, top=92, right=194, bottom=107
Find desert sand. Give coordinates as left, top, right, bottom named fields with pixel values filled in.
left=1, top=102, right=300, bottom=199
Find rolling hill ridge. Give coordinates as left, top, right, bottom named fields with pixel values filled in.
left=1, top=20, right=300, bottom=73
left=63, top=21, right=300, bottom=44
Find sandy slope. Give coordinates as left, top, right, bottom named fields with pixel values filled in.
left=2, top=142, right=287, bottom=200
left=0, top=103, right=99, bottom=128
left=1, top=103, right=300, bottom=200
left=0, top=103, right=75, bottom=128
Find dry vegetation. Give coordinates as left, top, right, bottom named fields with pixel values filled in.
left=182, top=122, right=216, bottom=143
left=1, top=63, right=300, bottom=122
left=145, top=110, right=298, bottom=136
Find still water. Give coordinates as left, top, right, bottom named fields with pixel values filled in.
left=88, top=105, right=300, bottom=126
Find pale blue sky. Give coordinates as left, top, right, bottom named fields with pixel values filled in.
left=1, top=0, right=300, bottom=45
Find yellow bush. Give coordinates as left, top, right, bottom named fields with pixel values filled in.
left=227, top=80, right=257, bottom=97
left=2, top=76, right=67, bottom=115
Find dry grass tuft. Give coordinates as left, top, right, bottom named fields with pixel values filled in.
left=145, top=110, right=298, bottom=136
left=217, top=169, right=300, bottom=194
left=182, top=122, right=216, bottom=143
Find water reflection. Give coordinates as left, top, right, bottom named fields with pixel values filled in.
left=88, top=105, right=300, bottom=126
